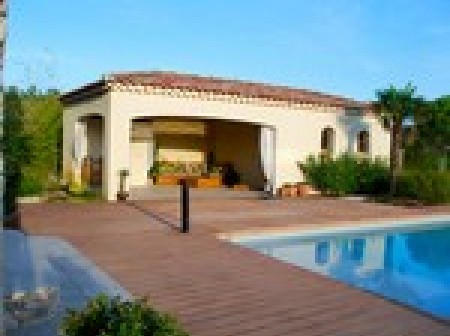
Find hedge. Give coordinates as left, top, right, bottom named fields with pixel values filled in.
left=396, top=170, right=450, bottom=204
left=299, top=154, right=390, bottom=197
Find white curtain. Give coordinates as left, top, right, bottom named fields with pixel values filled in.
left=72, top=121, right=87, bottom=184
left=73, top=122, right=83, bottom=163
left=259, top=126, right=275, bottom=194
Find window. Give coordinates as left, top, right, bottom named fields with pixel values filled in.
left=357, top=130, right=370, bottom=154
left=321, top=127, right=334, bottom=153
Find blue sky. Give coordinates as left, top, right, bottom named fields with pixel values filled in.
left=4, top=0, right=450, bottom=100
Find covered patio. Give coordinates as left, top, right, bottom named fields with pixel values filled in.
left=127, top=117, right=271, bottom=198
left=67, top=115, right=276, bottom=200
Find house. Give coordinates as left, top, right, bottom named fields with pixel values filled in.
left=61, top=71, right=390, bottom=201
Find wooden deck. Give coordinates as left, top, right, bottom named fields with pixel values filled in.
left=21, top=198, right=450, bottom=336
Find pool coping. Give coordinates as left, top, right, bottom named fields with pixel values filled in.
left=218, top=214, right=450, bottom=242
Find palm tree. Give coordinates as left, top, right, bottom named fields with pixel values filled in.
left=373, top=83, right=424, bottom=196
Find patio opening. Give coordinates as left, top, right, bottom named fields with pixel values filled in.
left=128, top=117, right=269, bottom=200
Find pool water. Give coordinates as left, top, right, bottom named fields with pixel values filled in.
left=236, top=222, right=450, bottom=319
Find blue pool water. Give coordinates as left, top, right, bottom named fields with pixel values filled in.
left=236, top=220, right=450, bottom=319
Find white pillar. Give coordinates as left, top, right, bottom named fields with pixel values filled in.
left=260, top=126, right=276, bottom=196
left=104, top=113, right=131, bottom=201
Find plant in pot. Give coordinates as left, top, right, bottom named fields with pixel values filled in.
left=147, top=162, right=161, bottom=183
left=209, top=166, right=222, bottom=178
left=117, top=169, right=129, bottom=201
left=175, top=162, right=187, bottom=177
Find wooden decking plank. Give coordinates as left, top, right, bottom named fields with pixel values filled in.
left=20, top=199, right=450, bottom=336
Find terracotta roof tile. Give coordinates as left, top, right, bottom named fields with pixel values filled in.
left=62, top=71, right=369, bottom=110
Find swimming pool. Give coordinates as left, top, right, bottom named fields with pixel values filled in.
left=234, top=217, right=450, bottom=320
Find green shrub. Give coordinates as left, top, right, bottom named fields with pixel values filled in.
left=61, top=294, right=188, bottom=336
left=357, top=158, right=390, bottom=195
left=19, top=174, right=44, bottom=196
left=396, top=170, right=450, bottom=204
left=299, top=154, right=390, bottom=196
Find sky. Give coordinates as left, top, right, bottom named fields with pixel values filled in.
left=4, top=0, right=450, bottom=100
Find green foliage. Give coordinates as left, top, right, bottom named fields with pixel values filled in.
left=374, top=83, right=422, bottom=127
left=357, top=158, right=391, bottom=195
left=19, top=89, right=63, bottom=195
left=2, top=86, right=63, bottom=196
left=373, top=83, right=426, bottom=195
left=2, top=88, right=32, bottom=217
left=405, top=95, right=450, bottom=171
left=60, top=294, right=189, bottom=336
left=396, top=170, right=450, bottom=204
left=299, top=154, right=390, bottom=196
left=420, top=96, right=450, bottom=152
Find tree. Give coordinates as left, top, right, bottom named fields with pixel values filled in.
left=2, top=87, right=32, bottom=226
left=19, top=88, right=62, bottom=194
left=404, top=95, right=450, bottom=171
left=373, top=83, right=425, bottom=196
left=419, top=96, right=450, bottom=170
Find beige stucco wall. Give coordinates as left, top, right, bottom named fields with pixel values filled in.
left=130, top=141, right=153, bottom=186
left=64, top=88, right=390, bottom=200
left=129, top=120, right=154, bottom=186
left=110, top=90, right=390, bottom=192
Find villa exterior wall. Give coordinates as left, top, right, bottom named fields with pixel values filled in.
left=109, top=90, right=390, bottom=192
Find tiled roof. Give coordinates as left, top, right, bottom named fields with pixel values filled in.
left=62, top=71, right=369, bottom=109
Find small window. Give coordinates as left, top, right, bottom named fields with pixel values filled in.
left=321, top=127, right=334, bottom=153
left=357, top=130, right=370, bottom=154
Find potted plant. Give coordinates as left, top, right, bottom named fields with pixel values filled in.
left=147, top=162, right=161, bottom=183
left=209, top=166, right=222, bottom=178
left=117, top=169, right=129, bottom=201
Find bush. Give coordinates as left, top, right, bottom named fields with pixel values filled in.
left=299, top=154, right=390, bottom=196
left=357, top=158, right=390, bottom=195
left=396, top=170, right=450, bottom=204
left=19, top=175, right=44, bottom=196
left=61, top=294, right=189, bottom=336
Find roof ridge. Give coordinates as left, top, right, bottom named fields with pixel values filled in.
left=108, top=70, right=359, bottom=103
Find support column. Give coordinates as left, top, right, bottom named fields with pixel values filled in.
left=259, top=125, right=277, bottom=196
left=104, top=113, right=131, bottom=201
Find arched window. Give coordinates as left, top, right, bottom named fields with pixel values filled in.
left=357, top=130, right=370, bottom=154
left=321, top=127, right=334, bottom=153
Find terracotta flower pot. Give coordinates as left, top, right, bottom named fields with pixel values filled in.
left=155, top=175, right=179, bottom=185
left=289, top=185, right=298, bottom=197
left=281, top=184, right=294, bottom=198
left=297, top=183, right=312, bottom=197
